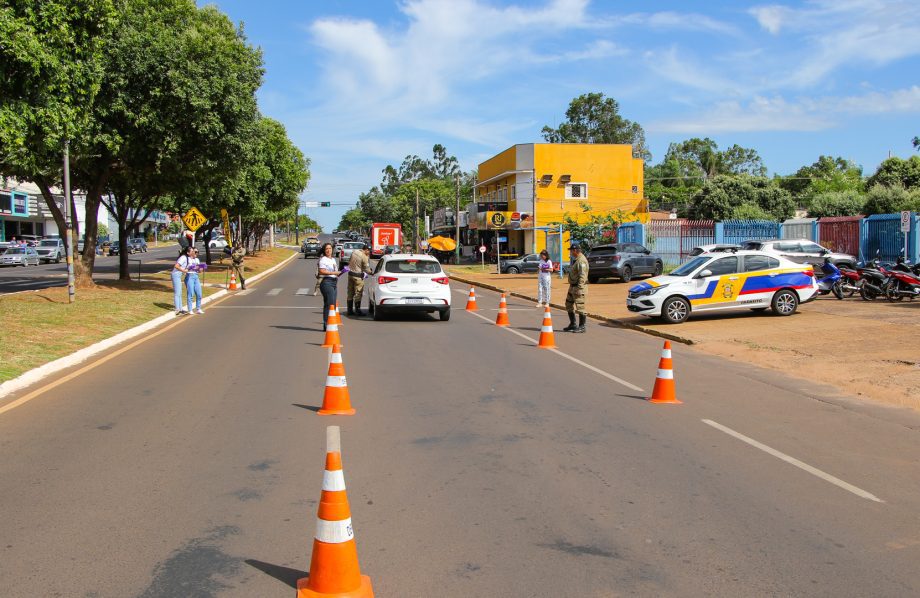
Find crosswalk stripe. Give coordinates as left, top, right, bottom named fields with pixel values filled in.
left=267, top=288, right=282, bottom=296
left=295, top=288, right=310, bottom=295
left=236, top=289, right=253, bottom=295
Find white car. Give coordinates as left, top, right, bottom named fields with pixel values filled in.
left=208, top=237, right=228, bottom=250
left=626, top=250, right=818, bottom=324
left=366, top=254, right=452, bottom=321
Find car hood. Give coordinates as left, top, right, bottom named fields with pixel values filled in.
left=628, top=275, right=682, bottom=292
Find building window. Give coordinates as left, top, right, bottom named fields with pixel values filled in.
left=11, top=192, right=28, bottom=216
left=565, top=183, right=588, bottom=199
left=0, top=192, right=10, bottom=214
left=511, top=185, right=516, bottom=200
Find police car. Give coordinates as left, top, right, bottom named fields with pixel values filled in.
left=626, top=250, right=818, bottom=324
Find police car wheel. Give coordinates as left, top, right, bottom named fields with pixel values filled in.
left=661, top=296, right=690, bottom=324
left=771, top=289, right=798, bottom=316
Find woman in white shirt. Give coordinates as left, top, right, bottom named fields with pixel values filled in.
left=172, top=247, right=192, bottom=315
left=317, top=243, right=341, bottom=331
left=537, top=249, right=553, bottom=307
left=185, top=247, right=204, bottom=314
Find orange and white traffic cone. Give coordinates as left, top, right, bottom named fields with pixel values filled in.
left=465, top=287, right=478, bottom=311
left=648, top=340, right=681, bottom=404
left=322, top=321, right=342, bottom=349
left=318, top=345, right=355, bottom=416
left=331, top=303, right=343, bottom=326
left=495, top=293, right=510, bottom=327
left=326, top=305, right=339, bottom=327
left=298, top=426, right=374, bottom=598
left=228, top=271, right=238, bottom=291
left=536, top=305, right=556, bottom=349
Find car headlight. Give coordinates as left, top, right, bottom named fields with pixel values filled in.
left=633, top=284, right=668, bottom=297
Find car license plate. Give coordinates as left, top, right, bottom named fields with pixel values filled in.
left=411, top=277, right=418, bottom=284
left=406, top=298, right=423, bottom=304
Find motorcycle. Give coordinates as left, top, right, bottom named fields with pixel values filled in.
left=885, top=258, right=920, bottom=301
left=858, top=258, right=890, bottom=301
left=837, top=265, right=862, bottom=297
left=815, top=259, right=844, bottom=299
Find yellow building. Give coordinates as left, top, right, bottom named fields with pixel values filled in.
left=471, top=143, right=647, bottom=258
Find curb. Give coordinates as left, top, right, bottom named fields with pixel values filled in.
left=447, top=273, right=695, bottom=346
left=0, top=250, right=299, bottom=401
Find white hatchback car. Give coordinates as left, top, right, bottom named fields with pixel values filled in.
left=626, top=250, right=818, bottom=324
left=366, top=254, right=452, bottom=321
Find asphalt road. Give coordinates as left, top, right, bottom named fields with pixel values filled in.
left=1, top=254, right=919, bottom=597
left=0, top=244, right=217, bottom=294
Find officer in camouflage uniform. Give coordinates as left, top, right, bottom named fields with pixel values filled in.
left=230, top=244, right=246, bottom=290
left=564, top=240, right=589, bottom=333
left=346, top=244, right=374, bottom=316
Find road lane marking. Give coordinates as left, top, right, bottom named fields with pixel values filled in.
left=212, top=306, right=321, bottom=309
left=267, top=288, right=282, bottom=296
left=465, top=309, right=644, bottom=393
left=701, top=419, right=883, bottom=503
left=296, top=288, right=311, bottom=295
left=236, top=289, right=253, bottom=295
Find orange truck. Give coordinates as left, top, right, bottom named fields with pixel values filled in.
left=370, top=223, right=402, bottom=258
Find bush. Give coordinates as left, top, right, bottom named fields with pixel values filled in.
left=863, top=184, right=920, bottom=215
left=806, top=190, right=865, bottom=217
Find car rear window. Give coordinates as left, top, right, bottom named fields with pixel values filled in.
left=588, top=246, right=618, bottom=256
left=384, top=259, right=442, bottom=274
left=744, top=255, right=780, bottom=272
left=344, top=242, right=363, bottom=249
left=741, top=241, right=763, bottom=250
left=5, top=248, right=25, bottom=254
left=40, top=240, right=59, bottom=246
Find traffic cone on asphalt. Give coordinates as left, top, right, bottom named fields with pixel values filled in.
left=536, top=305, right=556, bottom=349
left=331, top=304, right=343, bottom=326
left=465, top=287, right=479, bottom=311
left=327, top=305, right=339, bottom=327
left=318, top=345, right=355, bottom=416
left=495, top=293, right=510, bottom=327
left=322, top=322, right=342, bottom=349
left=648, top=340, right=681, bottom=404
left=228, top=271, right=238, bottom=291
left=297, top=426, right=374, bottom=598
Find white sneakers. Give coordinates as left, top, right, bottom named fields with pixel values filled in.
left=195, top=308, right=204, bottom=314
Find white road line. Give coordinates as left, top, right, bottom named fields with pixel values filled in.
left=465, top=309, right=645, bottom=393
left=701, top=419, right=883, bottom=503
left=295, top=288, right=311, bottom=295
left=267, top=288, right=282, bottom=296
left=212, top=306, right=322, bottom=310
left=236, top=289, right=253, bottom=295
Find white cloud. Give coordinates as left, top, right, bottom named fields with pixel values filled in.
left=648, top=86, right=920, bottom=133
left=621, top=11, right=739, bottom=36
left=749, top=5, right=791, bottom=34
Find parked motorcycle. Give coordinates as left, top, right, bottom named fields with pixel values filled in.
left=837, top=265, right=862, bottom=297
left=815, top=258, right=844, bottom=299
left=858, top=259, right=889, bottom=301
left=884, top=260, right=920, bottom=301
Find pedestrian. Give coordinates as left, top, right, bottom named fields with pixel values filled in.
left=172, top=246, right=192, bottom=315
left=317, top=242, right=341, bottom=331
left=186, top=247, right=204, bottom=314
left=346, top=243, right=374, bottom=316
left=564, top=240, right=589, bottom=333
left=231, top=243, right=246, bottom=290
left=537, top=249, right=553, bottom=307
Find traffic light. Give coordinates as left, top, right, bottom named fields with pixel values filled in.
left=320, top=201, right=331, bottom=207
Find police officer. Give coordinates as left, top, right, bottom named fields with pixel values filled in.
left=564, top=240, right=589, bottom=333
left=346, top=243, right=374, bottom=316
left=230, top=243, right=246, bottom=290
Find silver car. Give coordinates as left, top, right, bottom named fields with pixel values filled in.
left=0, top=246, right=41, bottom=267
left=741, top=239, right=857, bottom=269
left=340, top=241, right=365, bottom=263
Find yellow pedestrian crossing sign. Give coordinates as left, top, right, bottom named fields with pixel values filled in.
left=182, top=207, right=207, bottom=232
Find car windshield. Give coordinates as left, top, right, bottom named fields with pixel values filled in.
left=384, top=259, right=441, bottom=274
left=4, top=248, right=25, bottom=254
left=40, top=240, right=59, bottom=246
left=670, top=256, right=711, bottom=277
left=344, top=242, right=363, bottom=249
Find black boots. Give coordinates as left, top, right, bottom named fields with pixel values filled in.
left=346, top=300, right=354, bottom=316
left=573, top=314, right=587, bottom=333
left=563, top=312, right=577, bottom=332
left=354, top=304, right=365, bottom=317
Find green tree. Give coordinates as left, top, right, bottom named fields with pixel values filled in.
left=542, top=92, right=650, bottom=160
left=866, top=155, right=920, bottom=190
left=806, top=190, right=866, bottom=217
left=553, top=202, right=629, bottom=251
left=862, top=184, right=920, bottom=215
left=913, top=136, right=919, bottom=151
left=0, top=0, right=117, bottom=277
left=688, top=176, right=793, bottom=221
left=661, top=137, right=766, bottom=179
left=337, top=207, right=371, bottom=233
left=781, top=155, right=864, bottom=199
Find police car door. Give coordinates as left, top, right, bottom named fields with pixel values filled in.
left=689, top=255, right=741, bottom=312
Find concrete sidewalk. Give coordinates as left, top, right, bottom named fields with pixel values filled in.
left=445, top=265, right=920, bottom=412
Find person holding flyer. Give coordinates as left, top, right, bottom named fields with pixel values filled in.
left=537, top=249, right=553, bottom=307
left=185, top=247, right=206, bottom=314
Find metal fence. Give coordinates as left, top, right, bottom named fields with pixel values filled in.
left=645, top=219, right=715, bottom=266
left=818, top=216, right=861, bottom=257
left=863, top=213, right=917, bottom=263
left=616, top=221, right=644, bottom=244
left=720, top=220, right=782, bottom=245
left=782, top=218, right=816, bottom=240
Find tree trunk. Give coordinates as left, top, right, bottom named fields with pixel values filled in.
left=202, top=223, right=216, bottom=264
left=77, top=190, right=102, bottom=288
left=118, top=207, right=130, bottom=281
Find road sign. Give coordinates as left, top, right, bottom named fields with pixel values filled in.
left=220, top=209, right=232, bottom=247
left=901, top=210, right=911, bottom=233
left=182, top=207, right=207, bottom=232
left=498, top=236, right=507, bottom=242
left=479, top=245, right=486, bottom=254
left=304, top=201, right=319, bottom=208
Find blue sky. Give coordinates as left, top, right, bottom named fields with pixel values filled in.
left=207, top=0, right=920, bottom=231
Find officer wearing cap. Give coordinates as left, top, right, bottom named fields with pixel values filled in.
left=346, top=243, right=374, bottom=316
left=564, top=239, right=589, bottom=333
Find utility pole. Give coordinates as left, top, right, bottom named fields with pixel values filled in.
left=455, top=175, right=461, bottom=264
left=295, top=199, right=301, bottom=246
left=415, top=187, right=420, bottom=252
left=63, top=140, right=76, bottom=303
left=532, top=168, right=537, bottom=254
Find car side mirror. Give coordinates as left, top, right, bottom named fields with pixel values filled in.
left=644, top=249, right=651, bottom=254
left=820, top=249, right=828, bottom=255
left=697, top=269, right=713, bottom=278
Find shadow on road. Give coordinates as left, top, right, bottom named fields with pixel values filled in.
left=615, top=393, right=650, bottom=401
left=244, top=559, right=306, bottom=589
left=271, top=325, right=322, bottom=332
left=292, top=403, right=321, bottom=412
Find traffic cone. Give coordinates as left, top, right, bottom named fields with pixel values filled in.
left=495, top=293, right=510, bottom=327
left=648, top=340, right=681, bottom=404
left=536, top=305, right=556, bottom=349
left=326, top=305, right=339, bottom=327
left=228, top=271, right=238, bottom=291
left=331, top=303, right=343, bottom=326
left=322, top=322, right=342, bottom=349
left=297, top=426, right=374, bottom=598
left=318, top=345, right=355, bottom=416
left=465, top=287, right=478, bottom=311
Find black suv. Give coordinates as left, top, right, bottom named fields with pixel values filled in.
left=587, top=243, right=663, bottom=283
left=301, top=238, right=321, bottom=257
left=128, top=238, right=148, bottom=253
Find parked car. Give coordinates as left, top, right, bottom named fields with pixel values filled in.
left=366, top=254, right=452, bottom=321
left=109, top=240, right=137, bottom=256
left=341, top=241, right=365, bottom=262
left=626, top=250, right=817, bottom=324
left=0, top=246, right=41, bottom=267
left=128, top=238, right=148, bottom=253
left=687, top=244, right=740, bottom=257
left=301, top=237, right=321, bottom=257
left=208, top=237, right=228, bottom=250
left=587, top=243, right=663, bottom=283
left=36, top=238, right=66, bottom=263
left=740, top=239, right=856, bottom=269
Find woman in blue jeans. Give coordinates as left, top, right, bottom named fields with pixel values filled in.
left=185, top=247, right=204, bottom=314
left=317, top=243, right=341, bottom=330
left=171, top=247, right=192, bottom=315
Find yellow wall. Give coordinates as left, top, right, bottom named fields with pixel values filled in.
left=477, top=145, right=518, bottom=208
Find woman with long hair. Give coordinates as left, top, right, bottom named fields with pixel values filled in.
left=537, top=249, right=553, bottom=307
left=317, top=242, right=341, bottom=330
left=171, top=246, right=192, bottom=315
